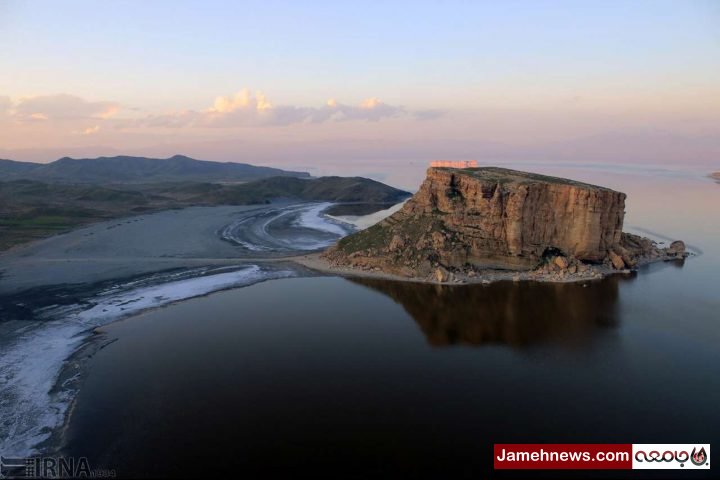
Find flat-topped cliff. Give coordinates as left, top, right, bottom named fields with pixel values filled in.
left=322, top=166, right=687, bottom=281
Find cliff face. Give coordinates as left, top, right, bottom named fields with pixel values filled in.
left=405, top=167, right=626, bottom=264
left=324, top=167, right=628, bottom=275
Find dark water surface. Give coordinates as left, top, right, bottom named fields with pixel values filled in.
left=61, top=170, right=720, bottom=478
left=62, top=269, right=719, bottom=478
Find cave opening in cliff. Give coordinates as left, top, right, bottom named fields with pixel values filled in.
left=541, top=247, right=566, bottom=261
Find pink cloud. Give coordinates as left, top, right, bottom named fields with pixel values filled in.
left=122, top=89, right=417, bottom=128
left=11, top=94, right=118, bottom=122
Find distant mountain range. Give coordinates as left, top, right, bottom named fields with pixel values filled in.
left=0, top=155, right=310, bottom=184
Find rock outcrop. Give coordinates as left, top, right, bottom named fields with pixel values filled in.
left=710, top=172, right=720, bottom=184
left=323, top=166, right=688, bottom=281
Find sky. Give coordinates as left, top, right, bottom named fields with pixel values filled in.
left=1, top=0, right=719, bottom=186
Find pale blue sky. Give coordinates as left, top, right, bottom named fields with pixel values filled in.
left=2, top=0, right=718, bottom=108
left=0, top=0, right=718, bottom=173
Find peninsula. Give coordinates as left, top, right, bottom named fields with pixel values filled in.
left=317, top=166, right=688, bottom=284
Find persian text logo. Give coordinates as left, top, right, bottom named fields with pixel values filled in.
left=632, top=444, right=710, bottom=470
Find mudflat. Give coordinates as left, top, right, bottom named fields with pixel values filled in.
left=0, top=204, right=291, bottom=295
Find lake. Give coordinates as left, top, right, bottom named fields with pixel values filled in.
left=62, top=251, right=719, bottom=477
left=5, top=165, right=720, bottom=478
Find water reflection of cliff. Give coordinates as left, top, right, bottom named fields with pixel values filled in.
left=350, top=277, right=627, bottom=347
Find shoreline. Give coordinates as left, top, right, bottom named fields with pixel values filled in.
left=0, top=202, right=317, bottom=295
left=0, top=201, right=347, bottom=457
left=0, top=262, right=307, bottom=457
left=290, top=251, right=692, bottom=286
left=0, top=202, right=276, bottom=256
left=43, top=265, right=309, bottom=457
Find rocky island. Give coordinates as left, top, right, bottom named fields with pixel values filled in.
left=319, top=166, right=688, bottom=284
left=710, top=172, right=720, bottom=184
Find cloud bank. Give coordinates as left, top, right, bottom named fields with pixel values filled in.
left=127, top=89, right=415, bottom=128
left=0, top=90, right=439, bottom=134
left=9, top=94, right=118, bottom=122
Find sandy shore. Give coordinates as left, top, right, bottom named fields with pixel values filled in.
left=291, top=252, right=624, bottom=285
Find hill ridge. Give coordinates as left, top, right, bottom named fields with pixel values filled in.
left=0, top=155, right=310, bottom=184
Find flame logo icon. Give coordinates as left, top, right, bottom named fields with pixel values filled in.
left=691, top=447, right=707, bottom=466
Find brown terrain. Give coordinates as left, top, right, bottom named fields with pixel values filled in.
left=322, top=167, right=688, bottom=283
left=710, top=172, right=720, bottom=183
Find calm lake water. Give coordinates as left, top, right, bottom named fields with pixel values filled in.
left=60, top=168, right=719, bottom=478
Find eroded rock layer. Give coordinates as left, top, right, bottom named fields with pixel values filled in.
left=324, top=167, right=668, bottom=278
